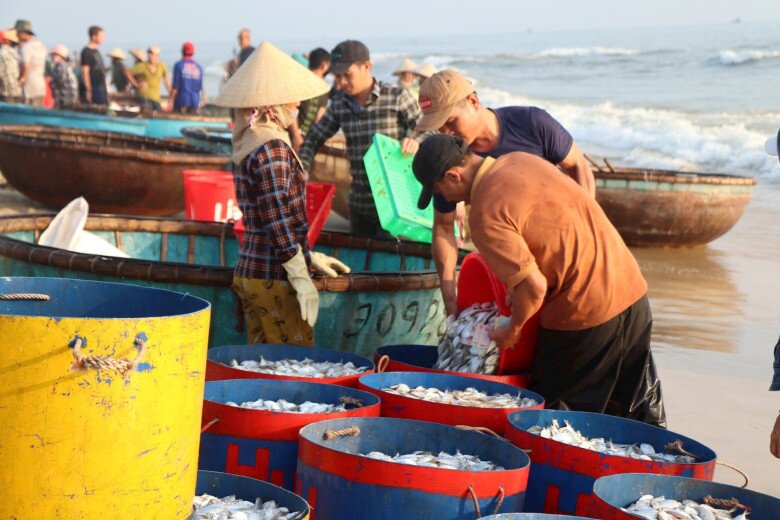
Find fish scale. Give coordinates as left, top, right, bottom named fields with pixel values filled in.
left=192, top=494, right=301, bottom=520
left=230, top=356, right=368, bottom=378
left=434, top=302, right=502, bottom=375
left=383, top=383, right=538, bottom=409
left=528, top=419, right=696, bottom=464
left=361, top=450, right=505, bottom=471
left=624, top=495, right=748, bottom=520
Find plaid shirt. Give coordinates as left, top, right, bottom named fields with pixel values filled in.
left=0, top=45, right=21, bottom=99
left=50, top=61, right=78, bottom=108
left=234, top=140, right=309, bottom=280
left=299, top=79, right=427, bottom=215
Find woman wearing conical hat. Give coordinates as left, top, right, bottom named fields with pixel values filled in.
left=216, top=41, right=350, bottom=346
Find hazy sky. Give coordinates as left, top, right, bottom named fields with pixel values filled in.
left=4, top=0, right=777, bottom=46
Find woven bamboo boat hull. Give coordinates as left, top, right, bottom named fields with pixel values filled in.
left=594, top=167, right=757, bottom=247
left=0, top=215, right=457, bottom=355
left=0, top=125, right=229, bottom=216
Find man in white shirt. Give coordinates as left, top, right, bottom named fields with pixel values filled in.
left=14, top=20, right=47, bottom=106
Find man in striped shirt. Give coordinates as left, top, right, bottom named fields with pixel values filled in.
left=299, top=40, right=429, bottom=237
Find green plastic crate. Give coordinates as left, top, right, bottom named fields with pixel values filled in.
left=364, top=133, right=434, bottom=242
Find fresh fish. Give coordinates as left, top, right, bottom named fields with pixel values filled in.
left=383, top=383, right=538, bottom=409
left=361, top=450, right=505, bottom=471
left=624, top=495, right=748, bottom=520
left=193, top=494, right=302, bottom=520
left=528, top=420, right=696, bottom=464
left=225, top=397, right=346, bottom=414
left=230, top=356, right=367, bottom=378
left=434, top=303, right=503, bottom=374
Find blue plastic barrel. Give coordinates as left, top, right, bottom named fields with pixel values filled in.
left=207, top=344, right=374, bottom=387
left=199, top=379, right=380, bottom=490
left=296, top=416, right=531, bottom=519
left=195, top=470, right=310, bottom=519
left=359, top=371, right=543, bottom=434
left=591, top=473, right=780, bottom=519
left=505, top=410, right=716, bottom=516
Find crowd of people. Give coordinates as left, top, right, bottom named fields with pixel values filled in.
left=0, top=19, right=204, bottom=113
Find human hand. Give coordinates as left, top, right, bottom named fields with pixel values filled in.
left=310, top=251, right=350, bottom=277
left=455, top=202, right=466, bottom=248
left=401, top=137, right=419, bottom=156
left=489, top=320, right=522, bottom=350
left=771, top=413, right=780, bottom=458
left=86, top=90, right=92, bottom=103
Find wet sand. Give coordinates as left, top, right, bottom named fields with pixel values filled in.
left=1, top=178, right=778, bottom=495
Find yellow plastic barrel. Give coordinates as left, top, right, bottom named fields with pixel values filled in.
left=0, top=277, right=211, bottom=519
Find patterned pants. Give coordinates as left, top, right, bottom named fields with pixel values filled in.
left=232, top=276, right=314, bottom=346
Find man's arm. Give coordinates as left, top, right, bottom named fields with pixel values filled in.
left=298, top=104, right=340, bottom=171
left=432, top=209, right=459, bottom=316
left=81, top=64, right=92, bottom=102
left=490, top=268, right=547, bottom=350
left=558, top=142, right=595, bottom=198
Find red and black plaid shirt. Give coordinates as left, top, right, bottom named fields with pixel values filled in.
left=234, top=140, right=309, bottom=280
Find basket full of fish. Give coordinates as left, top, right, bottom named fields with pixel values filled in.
left=505, top=410, right=717, bottom=516
left=194, top=470, right=309, bottom=519
left=358, top=371, right=543, bottom=435
left=452, top=252, right=542, bottom=375
left=295, top=416, right=531, bottom=519
left=206, top=343, right=374, bottom=387
left=375, top=344, right=530, bottom=387
left=591, top=473, right=779, bottom=519
left=199, top=379, right=380, bottom=491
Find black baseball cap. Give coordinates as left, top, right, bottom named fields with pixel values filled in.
left=329, top=40, right=370, bottom=74
left=412, top=134, right=469, bottom=210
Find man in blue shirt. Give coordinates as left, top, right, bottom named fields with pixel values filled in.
left=171, top=41, right=203, bottom=114
left=415, top=70, right=595, bottom=316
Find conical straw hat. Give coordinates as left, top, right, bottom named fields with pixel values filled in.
left=413, top=63, right=437, bottom=78
left=215, top=40, right=330, bottom=108
left=392, top=57, right=418, bottom=75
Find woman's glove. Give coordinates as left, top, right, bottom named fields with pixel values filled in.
left=310, top=251, right=351, bottom=278
left=282, top=246, right=319, bottom=328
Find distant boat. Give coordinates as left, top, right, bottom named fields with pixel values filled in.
left=588, top=157, right=757, bottom=247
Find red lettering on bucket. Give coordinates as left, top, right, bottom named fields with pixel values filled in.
left=576, top=493, right=593, bottom=516
left=544, top=484, right=561, bottom=512
left=307, top=486, right=318, bottom=520
left=271, top=469, right=285, bottom=487
left=225, top=443, right=270, bottom=480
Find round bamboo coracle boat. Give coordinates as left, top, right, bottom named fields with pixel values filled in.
left=0, top=214, right=458, bottom=356
left=591, top=159, right=757, bottom=247
left=0, top=125, right=229, bottom=216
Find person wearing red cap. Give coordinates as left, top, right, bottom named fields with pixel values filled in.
left=170, top=41, right=203, bottom=114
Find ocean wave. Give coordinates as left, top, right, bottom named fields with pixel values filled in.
left=536, top=47, right=640, bottom=58
left=718, top=49, right=780, bottom=65
left=477, top=86, right=779, bottom=178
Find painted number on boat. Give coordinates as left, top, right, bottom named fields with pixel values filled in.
left=342, top=299, right=445, bottom=341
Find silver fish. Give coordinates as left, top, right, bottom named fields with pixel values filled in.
left=624, top=495, right=747, bottom=520
left=230, top=356, right=367, bottom=378
left=528, top=420, right=696, bottom=464
left=225, top=398, right=346, bottom=414
left=361, top=450, right=505, bottom=471
left=193, top=494, right=301, bottom=520
left=383, top=383, right=538, bottom=409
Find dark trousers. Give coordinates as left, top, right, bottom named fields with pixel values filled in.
left=349, top=207, right=391, bottom=239
left=529, top=295, right=667, bottom=427
left=79, top=83, right=107, bottom=105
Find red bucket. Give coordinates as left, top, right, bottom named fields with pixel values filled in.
left=374, top=344, right=530, bottom=388
left=457, top=252, right=541, bottom=374
left=183, top=170, right=241, bottom=222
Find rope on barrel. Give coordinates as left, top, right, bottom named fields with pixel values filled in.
left=703, top=495, right=752, bottom=513
left=323, top=426, right=360, bottom=441
left=455, top=425, right=502, bottom=439
left=376, top=355, right=389, bottom=373
left=467, top=484, right=505, bottom=518
left=667, top=439, right=749, bottom=488
left=0, top=293, right=50, bottom=301
left=70, top=334, right=148, bottom=377
left=338, top=396, right=363, bottom=408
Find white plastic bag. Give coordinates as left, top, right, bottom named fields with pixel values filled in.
left=39, top=197, right=129, bottom=258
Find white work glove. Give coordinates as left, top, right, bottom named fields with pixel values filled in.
left=310, top=251, right=351, bottom=278
left=281, top=246, right=319, bottom=328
